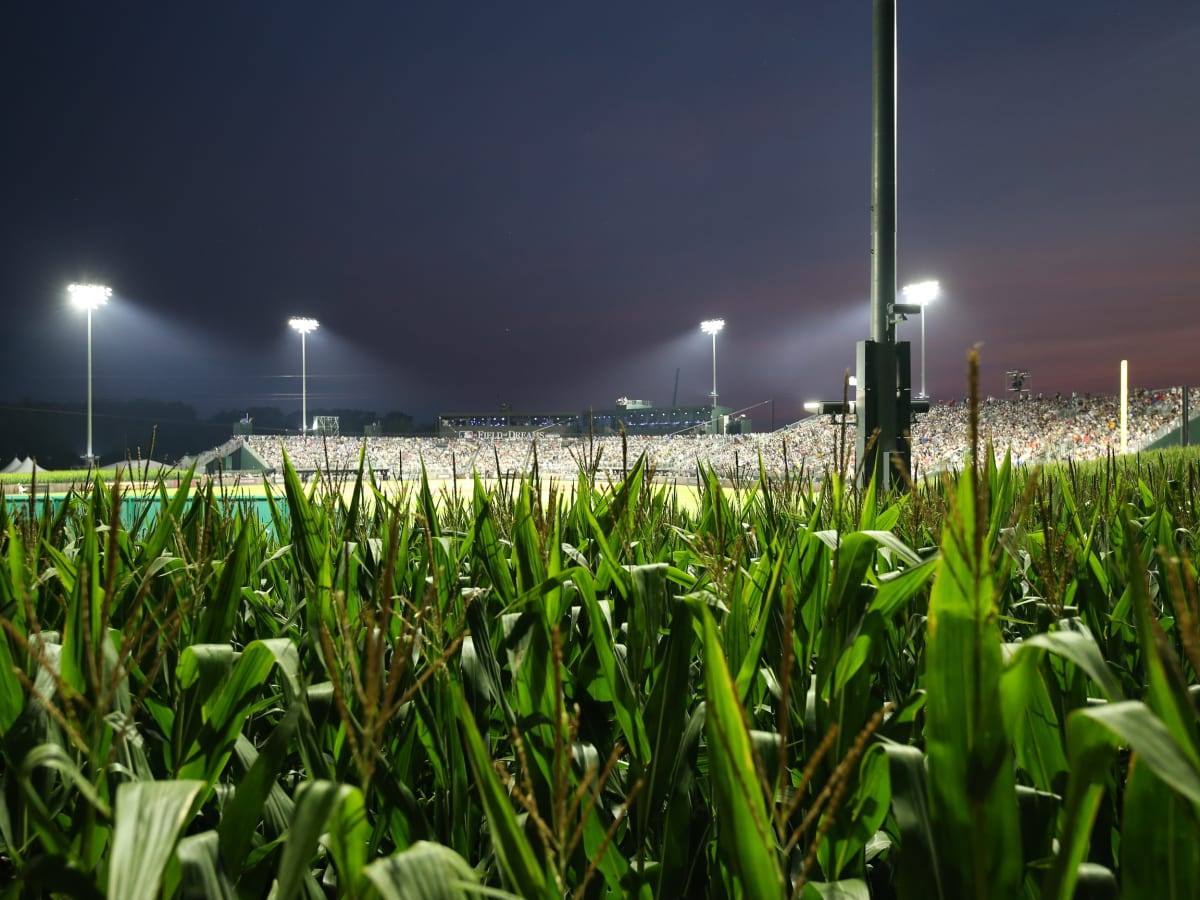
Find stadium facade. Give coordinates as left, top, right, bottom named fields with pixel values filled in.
left=436, top=403, right=750, bottom=437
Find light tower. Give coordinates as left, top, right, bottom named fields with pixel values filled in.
left=901, top=280, right=939, bottom=398
left=700, top=318, right=725, bottom=433
left=288, top=317, right=319, bottom=433
left=69, top=283, right=112, bottom=466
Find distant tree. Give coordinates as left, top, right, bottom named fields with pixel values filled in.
left=207, top=406, right=292, bottom=433
left=0, top=397, right=217, bottom=466
left=380, top=411, right=418, bottom=435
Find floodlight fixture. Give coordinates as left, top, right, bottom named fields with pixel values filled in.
left=68, top=282, right=112, bottom=465
left=901, top=280, right=940, bottom=306
left=68, top=282, right=112, bottom=311
left=289, top=316, right=320, bottom=432
left=902, top=280, right=940, bottom=398
left=807, top=400, right=853, bottom=417
left=289, top=316, right=319, bottom=335
left=700, top=318, right=725, bottom=336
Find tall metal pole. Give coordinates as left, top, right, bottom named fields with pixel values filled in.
left=86, top=305, right=95, bottom=464
left=1120, top=359, right=1128, bottom=454
left=871, top=0, right=896, bottom=347
left=711, top=330, right=718, bottom=415
left=300, top=331, right=308, bottom=434
left=920, top=303, right=927, bottom=398
left=856, top=0, right=900, bottom=490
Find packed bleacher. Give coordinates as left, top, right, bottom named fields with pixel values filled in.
left=240, top=388, right=1197, bottom=483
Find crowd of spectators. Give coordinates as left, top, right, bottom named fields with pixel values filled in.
left=241, top=388, right=1197, bottom=483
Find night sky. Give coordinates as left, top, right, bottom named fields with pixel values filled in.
left=3, top=2, right=1198, bottom=429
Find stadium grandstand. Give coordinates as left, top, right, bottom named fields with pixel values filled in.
left=436, top=402, right=742, bottom=437
left=224, top=388, right=1200, bottom=483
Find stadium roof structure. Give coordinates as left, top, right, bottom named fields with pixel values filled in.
left=108, top=458, right=178, bottom=477
left=178, top=437, right=273, bottom=475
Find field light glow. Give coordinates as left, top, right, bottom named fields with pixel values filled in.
left=700, top=318, right=725, bottom=335
left=288, top=316, right=319, bottom=334
left=901, top=280, right=940, bottom=306
left=68, top=283, right=112, bottom=310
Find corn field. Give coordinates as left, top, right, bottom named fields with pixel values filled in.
left=3, top=430, right=1200, bottom=898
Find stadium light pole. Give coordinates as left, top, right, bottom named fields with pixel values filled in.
left=288, top=317, right=319, bottom=433
left=902, top=280, right=939, bottom=398
left=700, top=319, right=725, bottom=433
left=69, top=283, right=112, bottom=466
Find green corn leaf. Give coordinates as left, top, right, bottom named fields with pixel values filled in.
left=176, top=831, right=238, bottom=900
left=819, top=743, right=892, bottom=880
left=858, top=529, right=923, bottom=568
left=800, top=879, right=871, bottom=900
left=0, top=617, right=24, bottom=733
left=275, top=781, right=366, bottom=900
left=453, top=689, right=549, bottom=898
left=327, top=784, right=372, bottom=899
left=999, top=647, right=1069, bottom=793
left=1120, top=755, right=1200, bottom=900
left=107, top=780, right=205, bottom=900
left=923, top=470, right=1022, bottom=899
left=734, top=549, right=786, bottom=701
left=639, top=598, right=696, bottom=842
left=281, top=449, right=328, bottom=582
left=462, top=600, right=517, bottom=731
left=176, top=638, right=300, bottom=784
left=1046, top=699, right=1200, bottom=899
left=880, top=743, right=946, bottom=900
left=1006, top=626, right=1123, bottom=702
left=135, top=460, right=195, bottom=564
left=867, top=556, right=939, bottom=619
left=574, top=568, right=650, bottom=761
left=19, top=743, right=113, bottom=821
left=627, top=562, right=670, bottom=689
left=219, top=704, right=301, bottom=873
left=196, top=514, right=252, bottom=645
left=510, top=483, right=546, bottom=598
left=472, top=478, right=517, bottom=604
left=1123, top=514, right=1200, bottom=768
left=701, top=607, right=782, bottom=900
left=362, top=841, right=482, bottom=900
left=1072, top=701, right=1200, bottom=805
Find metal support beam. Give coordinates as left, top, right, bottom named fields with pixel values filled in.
left=870, top=0, right=896, bottom=347
left=857, top=0, right=905, bottom=490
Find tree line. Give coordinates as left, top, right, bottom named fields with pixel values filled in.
left=0, top=398, right=425, bottom=468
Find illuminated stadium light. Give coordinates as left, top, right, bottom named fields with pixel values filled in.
left=288, top=317, right=320, bottom=432
left=901, top=280, right=940, bottom=398
left=68, top=282, right=112, bottom=310
left=288, top=316, right=319, bottom=335
left=68, top=283, right=112, bottom=465
left=901, top=280, right=939, bottom=306
left=699, top=318, right=725, bottom=431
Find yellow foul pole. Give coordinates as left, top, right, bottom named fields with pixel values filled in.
left=1120, top=360, right=1128, bottom=454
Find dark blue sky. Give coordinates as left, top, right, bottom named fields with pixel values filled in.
left=3, top=2, right=1197, bottom=426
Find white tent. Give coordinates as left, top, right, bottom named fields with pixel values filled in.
left=6, top=458, right=50, bottom=475
left=0, top=457, right=22, bottom=474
